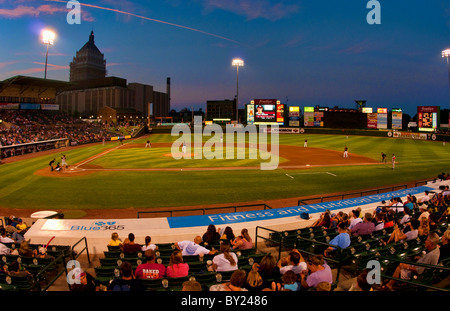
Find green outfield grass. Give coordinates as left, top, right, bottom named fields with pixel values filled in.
left=1, top=133, right=450, bottom=214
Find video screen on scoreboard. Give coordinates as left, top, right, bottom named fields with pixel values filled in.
left=418, top=106, right=439, bottom=132
left=253, top=99, right=277, bottom=123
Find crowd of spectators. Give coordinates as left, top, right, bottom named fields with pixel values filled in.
left=0, top=109, right=145, bottom=159
left=310, top=187, right=450, bottom=291
left=2, top=184, right=449, bottom=292
left=90, top=224, right=336, bottom=292
left=75, top=184, right=450, bottom=292
left=0, top=110, right=110, bottom=147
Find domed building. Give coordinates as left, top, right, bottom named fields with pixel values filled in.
left=56, top=31, right=170, bottom=121
left=69, top=31, right=107, bottom=82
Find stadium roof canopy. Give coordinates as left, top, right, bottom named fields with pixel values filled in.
left=0, top=75, right=73, bottom=99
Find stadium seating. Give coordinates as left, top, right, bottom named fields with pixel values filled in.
left=93, top=243, right=265, bottom=291
left=0, top=242, right=71, bottom=291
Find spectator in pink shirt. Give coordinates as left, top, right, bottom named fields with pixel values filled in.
left=166, top=250, right=189, bottom=278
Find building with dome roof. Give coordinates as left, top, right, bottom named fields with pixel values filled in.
left=56, top=31, right=170, bottom=121
left=69, top=31, right=107, bottom=82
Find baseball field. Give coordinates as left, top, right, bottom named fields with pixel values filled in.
left=1, top=132, right=450, bottom=218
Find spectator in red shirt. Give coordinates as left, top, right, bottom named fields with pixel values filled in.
left=122, top=233, right=142, bottom=253
left=135, top=249, right=166, bottom=280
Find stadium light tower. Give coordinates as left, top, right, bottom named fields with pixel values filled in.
left=42, top=29, right=56, bottom=79
left=442, top=49, right=450, bottom=106
left=232, top=58, right=244, bottom=123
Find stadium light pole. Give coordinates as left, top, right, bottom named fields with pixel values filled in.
left=42, top=29, right=55, bottom=79
left=442, top=49, right=450, bottom=107
left=232, top=58, right=244, bottom=123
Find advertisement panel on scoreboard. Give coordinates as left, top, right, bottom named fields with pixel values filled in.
left=418, top=106, right=439, bottom=132
left=289, top=106, right=300, bottom=127
left=252, top=99, right=278, bottom=124
left=304, top=107, right=314, bottom=127
left=377, top=108, right=388, bottom=129
left=246, top=103, right=255, bottom=124
left=276, top=103, right=285, bottom=125
left=367, top=113, right=378, bottom=129
left=391, top=108, right=403, bottom=130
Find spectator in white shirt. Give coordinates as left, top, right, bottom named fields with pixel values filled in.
left=418, top=191, right=431, bottom=204
left=349, top=210, right=363, bottom=230
left=212, top=241, right=238, bottom=272
left=277, top=249, right=308, bottom=275
left=175, top=236, right=218, bottom=257
left=0, top=228, right=15, bottom=243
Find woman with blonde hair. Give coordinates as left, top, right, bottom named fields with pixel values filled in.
left=212, top=241, right=238, bottom=272
left=107, top=232, right=122, bottom=249
left=232, top=228, right=253, bottom=250
left=244, top=263, right=264, bottom=291
left=166, top=249, right=189, bottom=278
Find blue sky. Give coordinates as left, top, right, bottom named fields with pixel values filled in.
left=1, top=0, right=450, bottom=116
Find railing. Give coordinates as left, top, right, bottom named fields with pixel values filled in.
left=297, top=178, right=439, bottom=206
left=71, top=236, right=90, bottom=264
left=293, top=238, right=343, bottom=291
left=137, top=203, right=273, bottom=218
left=254, top=227, right=344, bottom=290
left=36, top=252, right=67, bottom=291
left=254, top=226, right=286, bottom=259
left=297, top=184, right=409, bottom=206
left=375, top=255, right=450, bottom=291
left=0, top=138, right=69, bottom=159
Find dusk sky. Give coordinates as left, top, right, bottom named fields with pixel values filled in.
left=1, top=0, right=450, bottom=116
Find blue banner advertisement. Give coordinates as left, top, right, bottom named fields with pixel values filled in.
left=167, top=186, right=432, bottom=228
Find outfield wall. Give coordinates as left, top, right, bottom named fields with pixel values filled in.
left=151, top=125, right=450, bottom=142
left=24, top=181, right=446, bottom=255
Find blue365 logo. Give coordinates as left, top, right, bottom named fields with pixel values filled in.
left=70, top=221, right=125, bottom=231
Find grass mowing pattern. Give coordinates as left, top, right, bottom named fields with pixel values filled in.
left=1, top=134, right=450, bottom=210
